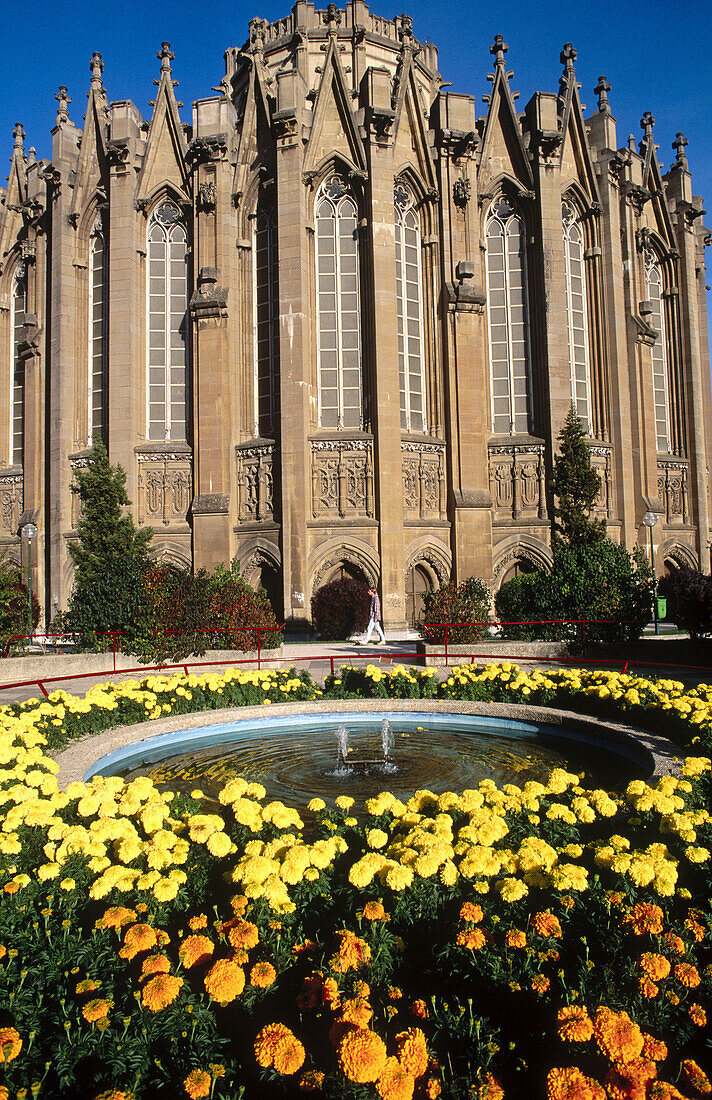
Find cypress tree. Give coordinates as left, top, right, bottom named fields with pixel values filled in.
left=550, top=404, right=606, bottom=544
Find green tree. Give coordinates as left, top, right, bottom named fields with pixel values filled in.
left=64, top=440, right=153, bottom=649
left=550, top=403, right=606, bottom=544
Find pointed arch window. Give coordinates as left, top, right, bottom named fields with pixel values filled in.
left=395, top=182, right=426, bottom=432
left=253, top=200, right=279, bottom=437
left=147, top=200, right=189, bottom=441
left=89, top=216, right=108, bottom=443
left=485, top=196, right=532, bottom=435
left=10, top=263, right=26, bottom=467
left=315, top=176, right=362, bottom=430
left=644, top=247, right=672, bottom=453
left=562, top=201, right=592, bottom=429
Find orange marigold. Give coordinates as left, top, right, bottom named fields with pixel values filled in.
left=683, top=918, right=705, bottom=943
left=338, top=1028, right=388, bottom=1083
left=689, top=1003, right=707, bottom=1027
left=188, top=913, right=208, bottom=931
left=179, top=935, right=214, bottom=970
left=662, top=932, right=685, bottom=955
left=557, top=1005, right=593, bottom=1043
left=682, top=1059, right=711, bottom=1095
left=341, top=997, right=373, bottom=1029
left=141, top=974, right=183, bottom=1012
left=93, top=1091, right=136, bottom=1100
left=330, top=929, right=371, bottom=973
left=224, top=918, right=259, bottom=951
left=506, top=929, right=527, bottom=949
left=82, top=999, right=112, bottom=1024
left=592, top=1007, right=644, bottom=1063
left=141, top=954, right=171, bottom=979
left=376, top=1056, right=415, bottom=1100
left=95, top=907, right=137, bottom=931
left=0, top=1028, right=22, bottom=1063
left=250, top=961, right=277, bottom=989
left=642, top=1035, right=668, bottom=1062
left=424, top=1078, right=442, bottom=1099
left=531, top=974, right=550, bottom=994
left=647, top=1083, right=687, bottom=1100
left=473, top=1075, right=504, bottom=1100
left=638, top=978, right=659, bottom=999
left=532, top=911, right=563, bottom=939
left=254, top=1022, right=305, bottom=1075
left=546, top=1066, right=605, bottom=1100
left=459, top=902, right=483, bottom=923
left=184, top=1069, right=211, bottom=1099
left=626, top=903, right=664, bottom=936
left=674, top=962, right=700, bottom=988
left=639, top=953, right=670, bottom=981
left=76, top=978, right=101, bottom=994
left=456, top=929, right=486, bottom=950
left=299, top=1070, right=326, bottom=1092
left=296, top=973, right=323, bottom=1012
left=410, top=999, right=429, bottom=1020
left=604, top=1057, right=657, bottom=1099
left=204, top=958, right=245, bottom=1005
left=362, top=901, right=388, bottom=922
left=119, top=923, right=158, bottom=960
left=396, top=1028, right=428, bottom=1079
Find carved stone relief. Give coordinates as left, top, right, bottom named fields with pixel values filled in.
left=237, top=444, right=275, bottom=523
left=658, top=460, right=688, bottom=524
left=311, top=439, right=374, bottom=519
left=136, top=452, right=192, bottom=526
left=401, top=442, right=446, bottom=519
left=488, top=443, right=547, bottom=520
left=0, top=475, right=23, bottom=536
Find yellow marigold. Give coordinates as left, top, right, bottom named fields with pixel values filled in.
left=674, top=962, right=701, bottom=988
left=362, top=900, right=388, bottom=922
left=141, top=954, right=171, bottom=978
left=592, top=1007, right=644, bottom=1063
left=76, top=978, right=101, bottom=994
left=376, top=1056, right=415, bottom=1100
left=178, top=935, right=214, bottom=970
left=250, top=961, right=277, bottom=988
left=639, top=953, right=671, bottom=981
left=459, top=902, right=483, bottom=923
left=505, top=928, right=526, bottom=949
left=119, top=923, right=158, bottom=960
left=141, top=974, right=183, bottom=1012
left=546, top=1066, right=605, bottom=1100
left=82, top=998, right=112, bottom=1023
left=204, top=958, right=246, bottom=1005
left=0, top=1028, right=22, bottom=1063
left=557, top=1005, right=593, bottom=1043
left=299, top=1070, right=326, bottom=1092
left=184, top=1069, right=211, bottom=1099
left=681, top=1060, right=711, bottom=1095
left=338, top=1028, right=388, bottom=1083
left=396, top=1027, right=428, bottom=1079
left=95, top=906, right=136, bottom=931
left=456, top=929, right=486, bottom=950
left=531, top=910, right=562, bottom=938
left=341, top=997, right=373, bottom=1029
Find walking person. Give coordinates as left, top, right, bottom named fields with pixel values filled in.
left=363, top=586, right=386, bottom=645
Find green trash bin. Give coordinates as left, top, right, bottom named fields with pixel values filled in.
left=656, top=596, right=667, bottom=620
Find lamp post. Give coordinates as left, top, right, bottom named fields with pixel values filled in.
left=20, top=522, right=37, bottom=643
left=642, top=511, right=658, bottom=635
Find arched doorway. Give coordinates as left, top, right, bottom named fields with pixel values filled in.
left=255, top=564, right=283, bottom=619
left=405, top=562, right=436, bottom=626
left=498, top=558, right=538, bottom=588
left=323, top=561, right=369, bottom=586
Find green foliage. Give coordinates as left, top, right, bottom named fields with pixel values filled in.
left=658, top=567, right=712, bottom=640
left=421, top=577, right=491, bottom=645
left=0, top=557, right=40, bottom=654
left=311, top=578, right=371, bottom=640
left=496, top=541, right=652, bottom=647
left=63, top=440, right=153, bottom=649
left=551, top=403, right=606, bottom=544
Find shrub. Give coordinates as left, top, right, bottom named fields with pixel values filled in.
left=496, top=541, right=652, bottom=648
left=551, top=403, right=606, bottom=545
left=0, top=559, right=40, bottom=655
left=311, top=579, right=371, bottom=640
left=421, top=577, right=491, bottom=644
left=658, top=567, right=712, bottom=639
left=494, top=572, right=546, bottom=640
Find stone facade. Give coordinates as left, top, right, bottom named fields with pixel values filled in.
left=0, top=3, right=710, bottom=630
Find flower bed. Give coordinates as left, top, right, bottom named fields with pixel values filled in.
left=1, top=663, right=711, bottom=1099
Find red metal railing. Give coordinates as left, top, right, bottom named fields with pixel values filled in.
left=422, top=619, right=635, bottom=666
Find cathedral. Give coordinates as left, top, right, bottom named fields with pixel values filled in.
left=1, top=1, right=710, bottom=632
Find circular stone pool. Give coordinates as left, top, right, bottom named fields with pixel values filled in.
left=87, top=710, right=648, bottom=812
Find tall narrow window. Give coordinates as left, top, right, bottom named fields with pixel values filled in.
left=395, top=182, right=426, bottom=432
left=10, top=264, right=26, bottom=467
left=644, top=248, right=671, bottom=453
left=485, top=196, right=532, bottom=435
left=147, top=201, right=189, bottom=441
left=253, top=203, right=279, bottom=437
left=315, top=176, right=362, bottom=430
left=562, top=202, right=592, bottom=429
left=89, top=216, right=108, bottom=443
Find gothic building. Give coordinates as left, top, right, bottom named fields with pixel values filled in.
left=1, top=2, right=710, bottom=631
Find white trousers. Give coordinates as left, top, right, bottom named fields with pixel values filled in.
left=364, top=617, right=385, bottom=643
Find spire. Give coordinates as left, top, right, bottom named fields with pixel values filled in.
left=90, top=51, right=104, bottom=89
left=558, top=42, right=577, bottom=107
left=55, top=86, right=71, bottom=127
left=397, top=13, right=414, bottom=44
left=672, top=131, right=689, bottom=171
left=27, top=146, right=36, bottom=166
left=248, top=16, right=267, bottom=56
left=12, top=122, right=25, bottom=154
left=323, top=3, right=341, bottom=34
left=490, top=33, right=508, bottom=71
left=158, top=41, right=175, bottom=76
left=594, top=74, right=611, bottom=115
left=640, top=110, right=655, bottom=142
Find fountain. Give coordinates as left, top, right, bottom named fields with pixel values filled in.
left=335, top=718, right=398, bottom=776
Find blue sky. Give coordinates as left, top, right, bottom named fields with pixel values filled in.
left=1, top=0, right=710, bottom=338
